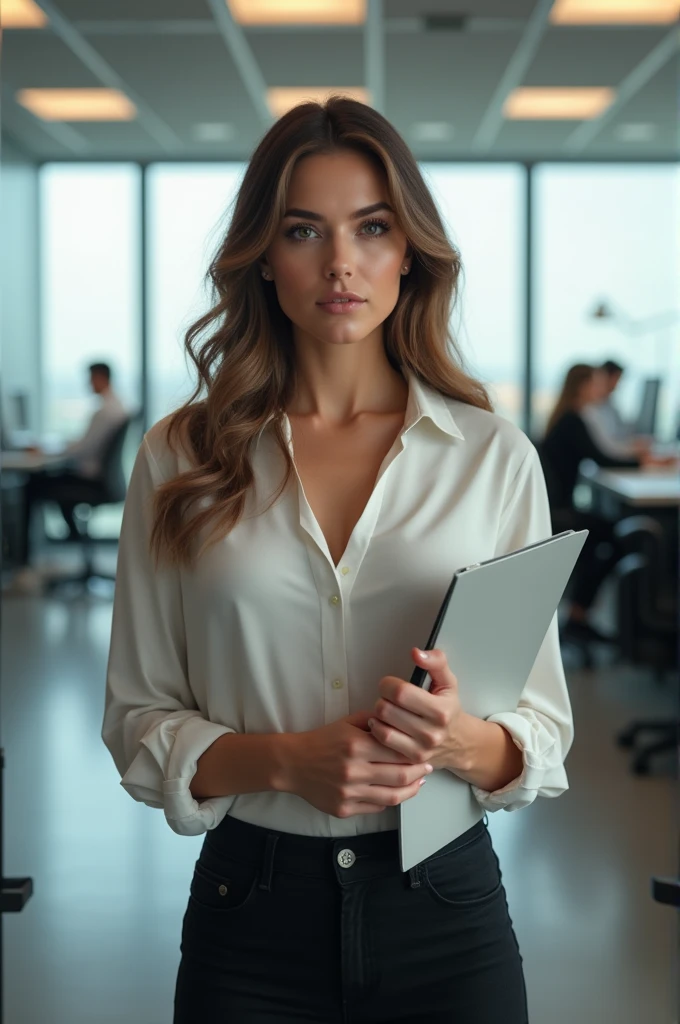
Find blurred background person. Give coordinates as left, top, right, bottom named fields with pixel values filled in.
left=580, top=359, right=653, bottom=458
left=539, top=363, right=675, bottom=645
left=16, top=362, right=128, bottom=582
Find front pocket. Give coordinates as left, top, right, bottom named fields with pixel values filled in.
left=423, top=828, right=503, bottom=908
left=189, top=857, right=260, bottom=914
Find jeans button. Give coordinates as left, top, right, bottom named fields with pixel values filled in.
left=337, top=848, right=356, bottom=869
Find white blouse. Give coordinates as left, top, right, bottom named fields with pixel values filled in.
left=102, top=369, right=573, bottom=840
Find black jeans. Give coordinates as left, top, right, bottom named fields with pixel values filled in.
left=174, top=815, right=528, bottom=1024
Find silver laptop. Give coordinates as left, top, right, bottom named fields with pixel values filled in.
left=399, top=529, right=588, bottom=872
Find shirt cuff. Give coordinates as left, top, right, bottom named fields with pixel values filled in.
left=120, top=716, right=237, bottom=836
left=470, top=710, right=564, bottom=813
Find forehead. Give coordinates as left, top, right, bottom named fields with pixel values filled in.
left=286, top=150, right=388, bottom=207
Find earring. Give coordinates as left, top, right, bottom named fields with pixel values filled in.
left=262, top=270, right=270, bottom=279
left=402, top=265, right=409, bottom=274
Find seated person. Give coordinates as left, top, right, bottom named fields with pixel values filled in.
left=540, top=363, right=675, bottom=644
left=18, top=362, right=128, bottom=572
left=580, top=359, right=652, bottom=459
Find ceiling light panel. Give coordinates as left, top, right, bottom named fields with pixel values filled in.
left=1, top=0, right=48, bottom=28
left=267, top=87, right=370, bottom=117
left=228, top=0, right=365, bottom=25
left=550, top=0, right=680, bottom=24
left=504, top=87, right=616, bottom=119
left=16, top=88, right=137, bottom=121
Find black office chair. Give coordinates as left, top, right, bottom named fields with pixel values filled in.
left=45, top=414, right=139, bottom=593
left=612, top=517, right=678, bottom=775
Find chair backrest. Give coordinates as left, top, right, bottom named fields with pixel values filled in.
left=614, top=553, right=677, bottom=672
left=99, top=416, right=136, bottom=503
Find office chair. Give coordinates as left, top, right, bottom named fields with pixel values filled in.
left=45, top=414, right=139, bottom=594
left=612, top=518, right=678, bottom=775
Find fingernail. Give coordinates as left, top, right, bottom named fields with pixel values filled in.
left=416, top=648, right=429, bottom=660
left=419, top=778, right=427, bottom=786
left=368, top=718, right=375, bottom=729
left=425, top=764, right=434, bottom=773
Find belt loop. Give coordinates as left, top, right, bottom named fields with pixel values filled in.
left=258, top=833, right=279, bottom=892
left=408, top=864, right=422, bottom=889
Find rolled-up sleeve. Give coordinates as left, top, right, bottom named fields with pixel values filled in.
left=101, top=437, right=236, bottom=836
left=470, top=444, right=574, bottom=814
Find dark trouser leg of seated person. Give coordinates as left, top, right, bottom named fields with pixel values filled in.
left=57, top=499, right=81, bottom=539
left=20, top=471, right=94, bottom=566
left=566, top=511, right=624, bottom=640
left=20, top=471, right=49, bottom=566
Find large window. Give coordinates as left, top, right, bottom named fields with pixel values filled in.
left=40, top=161, right=679, bottom=453
left=421, top=164, right=526, bottom=425
left=147, top=164, right=246, bottom=427
left=40, top=164, right=142, bottom=438
left=532, top=165, right=680, bottom=440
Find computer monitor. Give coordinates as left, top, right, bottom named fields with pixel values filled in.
left=634, top=378, right=661, bottom=436
left=11, top=392, right=29, bottom=432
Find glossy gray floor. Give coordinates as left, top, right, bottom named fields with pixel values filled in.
left=3, top=589, right=678, bottom=1024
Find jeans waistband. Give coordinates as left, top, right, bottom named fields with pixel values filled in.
left=205, top=814, right=487, bottom=888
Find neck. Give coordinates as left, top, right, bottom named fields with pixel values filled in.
left=287, top=327, right=408, bottom=427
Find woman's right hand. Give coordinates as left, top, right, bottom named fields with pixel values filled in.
left=278, top=711, right=433, bottom=818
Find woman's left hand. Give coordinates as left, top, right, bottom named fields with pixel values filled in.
left=368, top=648, right=473, bottom=772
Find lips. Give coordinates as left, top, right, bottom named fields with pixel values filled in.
left=317, top=292, right=366, bottom=305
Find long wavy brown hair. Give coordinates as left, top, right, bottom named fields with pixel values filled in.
left=545, top=363, right=594, bottom=437
left=151, top=96, right=493, bottom=567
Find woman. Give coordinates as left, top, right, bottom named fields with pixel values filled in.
left=540, top=363, right=673, bottom=645
left=102, top=97, right=573, bottom=1023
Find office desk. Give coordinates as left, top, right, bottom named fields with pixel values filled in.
left=583, top=468, right=680, bottom=509
left=0, top=452, right=70, bottom=568
left=0, top=452, right=68, bottom=473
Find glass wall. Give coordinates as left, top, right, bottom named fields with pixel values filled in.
left=422, top=164, right=526, bottom=425
left=40, top=163, right=142, bottom=439
left=40, top=161, right=679, bottom=447
left=39, top=163, right=142, bottom=537
left=532, top=164, right=680, bottom=440
left=147, top=164, right=246, bottom=427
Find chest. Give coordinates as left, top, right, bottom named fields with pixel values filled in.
left=288, top=415, right=405, bottom=567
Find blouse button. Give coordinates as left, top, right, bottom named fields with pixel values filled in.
left=340, top=566, right=350, bottom=576
left=332, top=678, right=344, bottom=690
left=329, top=595, right=340, bottom=605
left=218, top=884, right=228, bottom=896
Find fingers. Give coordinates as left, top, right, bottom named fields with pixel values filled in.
left=364, top=733, right=415, bottom=763
left=359, top=762, right=432, bottom=788
left=356, top=778, right=426, bottom=808
left=368, top=718, right=422, bottom=760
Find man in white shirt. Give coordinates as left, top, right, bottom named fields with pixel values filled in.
left=18, top=362, right=129, bottom=569
left=581, top=360, right=651, bottom=459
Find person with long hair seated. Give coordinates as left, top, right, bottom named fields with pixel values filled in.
left=540, top=363, right=676, bottom=645
left=102, top=97, right=576, bottom=1024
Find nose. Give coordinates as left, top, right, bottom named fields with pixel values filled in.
left=323, top=237, right=354, bottom=280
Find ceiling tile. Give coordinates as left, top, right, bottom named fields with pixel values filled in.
left=249, top=31, right=363, bottom=85
left=524, top=26, right=671, bottom=86
left=384, top=31, right=521, bottom=146
left=87, top=35, right=262, bottom=146
left=2, top=31, right=101, bottom=89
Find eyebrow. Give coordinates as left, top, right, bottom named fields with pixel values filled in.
left=282, top=201, right=395, bottom=222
